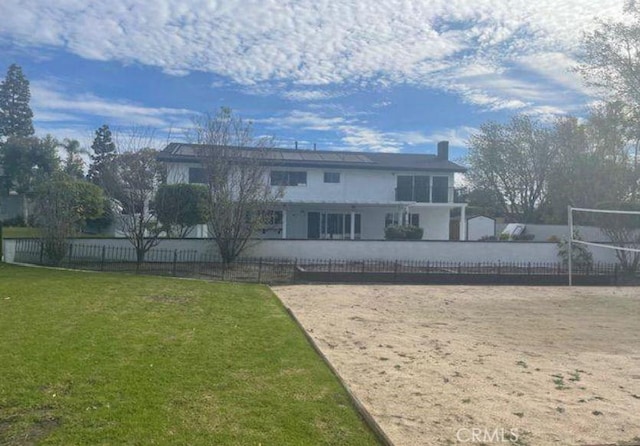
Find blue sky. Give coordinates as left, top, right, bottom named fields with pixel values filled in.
left=0, top=0, right=626, bottom=162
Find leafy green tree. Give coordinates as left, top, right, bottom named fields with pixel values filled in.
left=88, top=124, right=117, bottom=190
left=0, top=135, right=59, bottom=192
left=33, top=173, right=105, bottom=264
left=0, top=135, right=59, bottom=223
left=0, top=64, right=34, bottom=139
left=60, top=138, right=88, bottom=179
left=84, top=199, right=115, bottom=235
left=154, top=183, right=208, bottom=238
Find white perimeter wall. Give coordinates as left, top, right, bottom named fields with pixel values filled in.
left=495, top=224, right=611, bottom=242
left=3, top=238, right=618, bottom=264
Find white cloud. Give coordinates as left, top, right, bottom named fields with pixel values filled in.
left=391, top=126, right=478, bottom=149
left=0, top=0, right=626, bottom=112
left=282, top=90, right=341, bottom=101
left=255, top=110, right=401, bottom=152
left=257, top=110, right=348, bottom=131
left=31, top=80, right=195, bottom=129
left=515, top=52, right=592, bottom=95
left=28, top=79, right=197, bottom=149
left=337, top=126, right=403, bottom=153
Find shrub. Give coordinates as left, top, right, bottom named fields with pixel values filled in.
left=384, top=225, right=424, bottom=240
left=153, top=183, right=208, bottom=238
left=405, top=225, right=424, bottom=240
left=557, top=230, right=593, bottom=270
left=513, top=233, right=535, bottom=241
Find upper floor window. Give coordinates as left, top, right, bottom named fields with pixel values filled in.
left=324, top=172, right=341, bottom=183
left=432, top=176, right=449, bottom=203
left=270, top=170, right=307, bottom=186
left=189, top=167, right=206, bottom=184
left=395, top=175, right=449, bottom=203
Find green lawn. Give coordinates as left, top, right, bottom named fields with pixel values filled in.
left=0, top=264, right=379, bottom=445
left=1, top=227, right=41, bottom=238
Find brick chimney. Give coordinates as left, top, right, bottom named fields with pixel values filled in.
left=437, top=140, right=449, bottom=160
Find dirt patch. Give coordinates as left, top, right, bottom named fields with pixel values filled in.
left=0, top=409, right=60, bottom=446
left=274, top=285, right=640, bottom=446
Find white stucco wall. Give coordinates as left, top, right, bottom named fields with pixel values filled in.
left=495, top=224, right=612, bottom=242
left=242, top=240, right=556, bottom=262
left=165, top=162, right=455, bottom=204
left=3, top=237, right=619, bottom=264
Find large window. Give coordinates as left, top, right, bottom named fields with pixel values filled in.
left=432, top=176, right=449, bottom=203
left=395, top=175, right=449, bottom=203
left=189, top=167, right=206, bottom=184
left=396, top=175, right=430, bottom=202
left=270, top=171, right=307, bottom=186
left=324, top=172, right=341, bottom=183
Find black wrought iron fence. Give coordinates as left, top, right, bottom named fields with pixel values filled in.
left=11, top=239, right=623, bottom=285
left=12, top=239, right=296, bottom=284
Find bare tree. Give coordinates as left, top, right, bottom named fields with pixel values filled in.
left=466, top=115, right=556, bottom=222
left=543, top=108, right=636, bottom=223
left=576, top=4, right=640, bottom=195
left=112, top=148, right=165, bottom=268
left=103, top=127, right=167, bottom=268
left=588, top=202, right=640, bottom=274
left=576, top=3, right=640, bottom=109
left=187, top=107, right=283, bottom=263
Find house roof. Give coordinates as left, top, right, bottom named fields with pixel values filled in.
left=158, top=143, right=467, bottom=173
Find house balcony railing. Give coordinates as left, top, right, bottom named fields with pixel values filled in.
left=395, top=187, right=466, bottom=204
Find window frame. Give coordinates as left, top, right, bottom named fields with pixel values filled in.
left=270, top=170, right=307, bottom=186
left=323, top=172, right=341, bottom=183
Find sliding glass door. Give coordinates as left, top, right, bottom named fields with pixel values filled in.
left=307, top=212, right=361, bottom=239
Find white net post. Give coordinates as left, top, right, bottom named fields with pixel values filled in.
left=568, top=206, right=573, bottom=286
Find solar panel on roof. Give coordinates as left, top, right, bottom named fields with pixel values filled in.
left=280, top=151, right=305, bottom=160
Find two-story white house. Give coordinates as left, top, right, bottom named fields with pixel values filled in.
left=158, top=141, right=468, bottom=240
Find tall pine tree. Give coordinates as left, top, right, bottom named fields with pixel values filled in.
left=0, top=64, right=34, bottom=139
left=88, top=124, right=117, bottom=190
